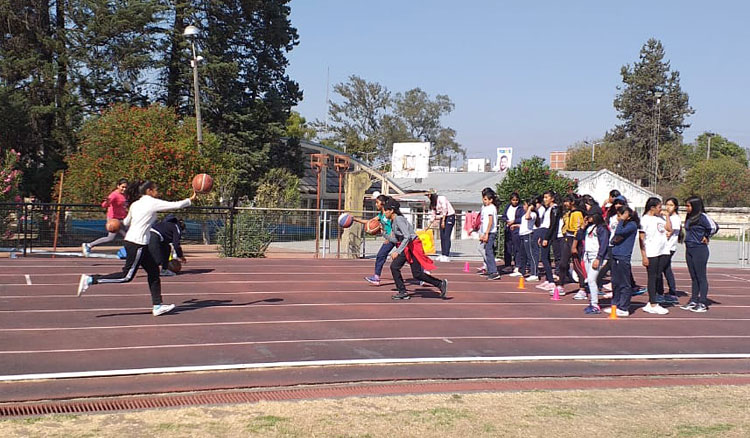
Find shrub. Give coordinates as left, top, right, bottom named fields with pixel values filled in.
left=678, top=157, right=750, bottom=207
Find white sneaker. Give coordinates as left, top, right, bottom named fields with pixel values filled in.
left=603, top=306, right=612, bottom=314
left=509, top=270, right=523, bottom=277
left=615, top=309, right=630, bottom=317
left=536, top=281, right=551, bottom=290
left=527, top=275, right=540, bottom=282
left=642, top=303, right=669, bottom=315
left=81, top=243, right=91, bottom=257
left=573, top=289, right=588, bottom=300
left=569, top=268, right=579, bottom=283
left=152, top=304, right=176, bottom=316
left=77, top=274, right=92, bottom=296
left=160, top=269, right=176, bottom=277
left=549, top=286, right=566, bottom=296
left=441, top=255, right=451, bottom=262
left=603, top=282, right=613, bottom=291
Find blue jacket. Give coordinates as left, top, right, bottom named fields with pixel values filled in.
left=684, top=213, right=717, bottom=248
left=577, top=224, right=610, bottom=262
left=611, top=220, right=637, bottom=261
left=501, top=203, right=525, bottom=234
left=151, top=214, right=184, bottom=258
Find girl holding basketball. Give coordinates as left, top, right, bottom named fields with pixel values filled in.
left=77, top=180, right=196, bottom=316
left=384, top=199, right=447, bottom=300
left=82, top=178, right=129, bottom=257
left=353, top=193, right=392, bottom=286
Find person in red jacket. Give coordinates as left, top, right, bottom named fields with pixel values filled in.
left=82, top=178, right=129, bottom=257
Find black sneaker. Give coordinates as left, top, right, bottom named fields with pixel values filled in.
left=391, top=292, right=411, bottom=300
left=680, top=301, right=698, bottom=311
left=691, top=303, right=708, bottom=313
left=487, top=273, right=501, bottom=280
left=439, top=279, right=448, bottom=298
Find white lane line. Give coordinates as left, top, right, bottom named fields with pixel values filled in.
left=3, top=353, right=750, bottom=382
left=3, top=336, right=750, bottom=356
left=723, top=274, right=750, bottom=283
left=3, top=316, right=750, bottom=332
left=24, top=275, right=31, bottom=285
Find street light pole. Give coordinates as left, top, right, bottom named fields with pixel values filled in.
left=707, top=134, right=713, bottom=160
left=653, top=91, right=663, bottom=187
left=183, top=25, right=203, bottom=151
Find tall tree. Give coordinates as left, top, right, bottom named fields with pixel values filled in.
left=686, top=133, right=748, bottom=168
left=609, top=38, right=693, bottom=185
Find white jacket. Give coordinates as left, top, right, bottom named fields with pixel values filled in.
left=123, top=195, right=192, bottom=245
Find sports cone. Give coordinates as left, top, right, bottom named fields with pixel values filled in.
left=463, top=262, right=471, bottom=273
left=517, top=276, right=525, bottom=290
left=609, top=304, right=618, bottom=319
left=551, top=286, right=561, bottom=301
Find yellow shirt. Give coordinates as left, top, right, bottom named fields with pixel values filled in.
left=562, top=210, right=584, bottom=235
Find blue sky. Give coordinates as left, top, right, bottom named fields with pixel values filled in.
left=287, top=0, right=749, bottom=163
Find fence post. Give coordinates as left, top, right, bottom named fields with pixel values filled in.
left=322, top=210, right=328, bottom=258
left=228, top=206, right=235, bottom=258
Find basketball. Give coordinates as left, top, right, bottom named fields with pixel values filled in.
left=106, top=218, right=121, bottom=233
left=338, top=213, right=354, bottom=228
left=192, top=173, right=213, bottom=193
left=167, top=259, right=182, bottom=273
left=365, top=217, right=382, bottom=235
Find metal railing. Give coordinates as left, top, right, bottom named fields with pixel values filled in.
left=2, top=202, right=748, bottom=266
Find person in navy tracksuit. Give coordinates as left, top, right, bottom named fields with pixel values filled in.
left=680, top=196, right=718, bottom=313
left=501, top=192, right=525, bottom=274
left=149, top=214, right=186, bottom=276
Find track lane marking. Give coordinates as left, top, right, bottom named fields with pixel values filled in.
left=24, top=275, right=31, bottom=285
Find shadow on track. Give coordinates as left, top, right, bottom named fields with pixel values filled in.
left=95, top=297, right=284, bottom=317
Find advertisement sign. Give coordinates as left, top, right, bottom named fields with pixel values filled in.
left=391, top=142, right=431, bottom=179
left=495, top=147, right=513, bottom=172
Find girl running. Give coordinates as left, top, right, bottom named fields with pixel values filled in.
left=385, top=199, right=448, bottom=300
left=605, top=206, right=639, bottom=317
left=427, top=192, right=456, bottom=262
left=82, top=178, right=129, bottom=257
left=680, top=196, right=718, bottom=313
left=520, top=197, right=540, bottom=281
left=355, top=194, right=392, bottom=286
left=638, top=197, right=672, bottom=315
left=579, top=210, right=610, bottom=313
left=662, top=197, right=682, bottom=300
left=76, top=180, right=196, bottom=316
left=479, top=187, right=501, bottom=280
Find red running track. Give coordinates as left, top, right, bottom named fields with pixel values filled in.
left=1, top=257, right=749, bottom=401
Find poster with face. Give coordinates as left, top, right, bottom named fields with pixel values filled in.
left=495, top=147, right=513, bottom=172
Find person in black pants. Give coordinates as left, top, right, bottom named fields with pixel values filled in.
left=680, top=196, right=718, bottom=313
left=606, top=206, right=640, bottom=317
left=426, top=193, right=456, bottom=262
left=385, top=199, right=448, bottom=300
left=149, top=214, right=187, bottom=276
left=502, top=192, right=524, bottom=274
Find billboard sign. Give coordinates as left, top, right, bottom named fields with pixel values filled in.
left=391, top=142, right=431, bottom=179
left=495, top=147, right=513, bottom=172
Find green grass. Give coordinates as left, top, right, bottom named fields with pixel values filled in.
left=246, top=415, right=289, bottom=433
left=675, top=423, right=734, bottom=437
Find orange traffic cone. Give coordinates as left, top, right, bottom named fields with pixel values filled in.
left=609, top=304, right=618, bottom=319
left=517, top=276, right=525, bottom=290
left=463, top=262, right=471, bottom=273
left=551, top=285, right=561, bottom=301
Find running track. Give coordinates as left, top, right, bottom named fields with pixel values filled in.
left=1, top=257, right=749, bottom=402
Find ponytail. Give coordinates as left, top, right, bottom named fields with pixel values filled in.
left=126, top=179, right=155, bottom=202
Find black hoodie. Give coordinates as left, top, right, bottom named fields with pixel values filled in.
left=151, top=214, right=184, bottom=258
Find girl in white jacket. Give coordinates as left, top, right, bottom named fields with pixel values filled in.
left=77, top=180, right=196, bottom=316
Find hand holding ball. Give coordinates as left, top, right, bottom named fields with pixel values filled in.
left=167, top=259, right=182, bottom=274
left=192, top=173, right=213, bottom=194
left=365, top=217, right=382, bottom=235
left=338, top=213, right=354, bottom=228
left=106, top=219, right=121, bottom=233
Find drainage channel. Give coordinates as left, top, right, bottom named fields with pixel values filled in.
left=3, top=374, right=750, bottom=418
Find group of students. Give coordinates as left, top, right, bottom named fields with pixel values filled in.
left=76, top=179, right=196, bottom=316
left=495, top=189, right=718, bottom=316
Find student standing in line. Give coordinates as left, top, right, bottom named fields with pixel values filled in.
left=355, top=194, right=393, bottom=286
left=552, top=196, right=585, bottom=297
left=82, top=178, right=129, bottom=257
left=638, top=197, right=672, bottom=315
left=427, top=192, right=456, bottom=262
left=537, top=191, right=559, bottom=291
left=680, top=196, right=718, bottom=313
left=662, top=197, right=682, bottom=300
left=520, top=198, right=540, bottom=281
left=502, top=193, right=524, bottom=275
left=77, top=180, right=196, bottom=316
left=479, top=187, right=501, bottom=280
left=385, top=199, right=448, bottom=300
left=578, top=210, right=610, bottom=313
left=604, top=206, right=639, bottom=317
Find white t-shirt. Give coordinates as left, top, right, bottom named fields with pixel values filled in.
left=538, top=206, right=551, bottom=229
left=639, top=214, right=668, bottom=258
left=666, top=214, right=681, bottom=252
left=520, top=211, right=536, bottom=236
left=505, top=205, right=518, bottom=226
left=480, top=204, right=498, bottom=235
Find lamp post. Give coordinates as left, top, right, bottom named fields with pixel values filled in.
left=706, top=132, right=714, bottom=160
left=584, top=141, right=603, bottom=171
left=183, top=25, right=203, bottom=150
left=653, top=91, right=663, bottom=187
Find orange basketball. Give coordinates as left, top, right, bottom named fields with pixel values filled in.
left=192, top=173, right=213, bottom=193
left=365, top=217, right=382, bottom=235
left=106, top=218, right=121, bottom=233
left=168, top=259, right=182, bottom=273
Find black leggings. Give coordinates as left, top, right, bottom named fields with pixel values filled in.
left=92, top=241, right=163, bottom=305
left=646, top=254, right=669, bottom=303
left=391, top=251, right=442, bottom=294
left=556, top=236, right=585, bottom=287
left=686, top=244, right=710, bottom=305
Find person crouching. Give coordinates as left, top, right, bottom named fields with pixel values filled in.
left=384, top=199, right=448, bottom=300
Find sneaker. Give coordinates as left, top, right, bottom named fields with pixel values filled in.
left=602, top=292, right=613, bottom=299
left=632, top=287, right=647, bottom=296
left=603, top=282, right=613, bottom=291
left=77, top=274, right=92, bottom=296
left=364, top=275, right=381, bottom=286
left=160, top=269, right=176, bottom=277
left=391, top=292, right=411, bottom=300
left=603, top=306, right=612, bottom=314
left=487, top=273, right=501, bottom=280
left=526, top=275, right=540, bottom=282
left=642, top=303, right=669, bottom=315
left=476, top=266, right=487, bottom=272
left=509, top=270, right=523, bottom=277
left=615, top=308, right=630, bottom=317
left=477, top=269, right=488, bottom=276
left=573, top=290, right=588, bottom=300
left=552, top=274, right=560, bottom=281
left=569, top=268, right=579, bottom=283
left=152, top=303, right=176, bottom=316
left=680, top=301, right=698, bottom=311
left=663, top=294, right=679, bottom=304
left=543, top=282, right=557, bottom=291
left=81, top=243, right=91, bottom=258
left=691, top=303, right=708, bottom=313
left=549, top=286, right=566, bottom=296
left=442, top=256, right=451, bottom=262
left=584, top=305, right=601, bottom=315
left=439, top=279, right=448, bottom=298
left=536, top=281, right=551, bottom=290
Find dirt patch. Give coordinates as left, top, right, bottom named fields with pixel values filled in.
left=2, top=385, right=749, bottom=437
